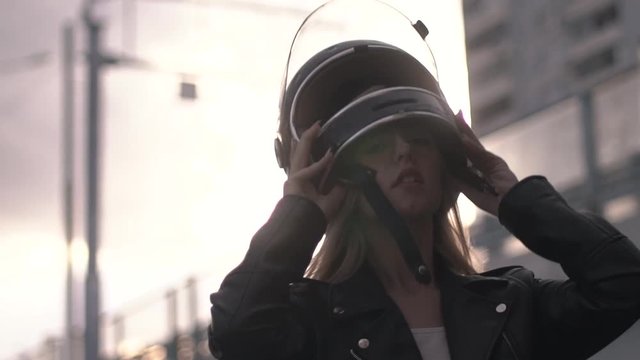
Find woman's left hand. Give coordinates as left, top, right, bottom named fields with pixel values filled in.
left=452, top=111, right=519, bottom=217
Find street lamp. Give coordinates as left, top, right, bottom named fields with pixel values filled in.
left=180, top=75, right=198, bottom=100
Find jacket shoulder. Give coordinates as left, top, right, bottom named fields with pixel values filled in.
left=288, top=278, right=331, bottom=305
left=479, top=265, right=536, bottom=286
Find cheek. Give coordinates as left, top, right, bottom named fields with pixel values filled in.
left=375, top=171, right=397, bottom=194
left=424, top=164, right=445, bottom=204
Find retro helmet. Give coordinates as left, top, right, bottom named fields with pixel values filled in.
left=274, top=0, right=473, bottom=190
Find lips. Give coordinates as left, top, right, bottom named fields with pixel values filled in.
left=392, top=168, right=424, bottom=188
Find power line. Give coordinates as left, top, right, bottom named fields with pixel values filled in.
left=0, top=51, right=53, bottom=75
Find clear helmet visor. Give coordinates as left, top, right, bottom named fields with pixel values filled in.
left=283, top=0, right=439, bottom=90
left=280, top=0, right=442, bottom=142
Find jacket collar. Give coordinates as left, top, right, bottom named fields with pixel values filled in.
left=328, top=263, right=514, bottom=360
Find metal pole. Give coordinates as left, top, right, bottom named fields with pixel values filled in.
left=166, top=289, right=179, bottom=358
left=113, top=315, right=125, bottom=357
left=85, top=13, right=102, bottom=360
left=166, top=289, right=178, bottom=337
left=62, top=22, right=76, bottom=360
left=186, top=277, right=198, bottom=332
left=579, top=90, right=601, bottom=214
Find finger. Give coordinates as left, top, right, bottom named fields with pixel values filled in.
left=289, top=138, right=297, bottom=168
left=460, top=135, right=485, bottom=158
left=461, top=136, right=502, bottom=171
left=295, top=148, right=333, bottom=179
left=454, top=111, right=484, bottom=149
left=290, top=122, right=321, bottom=173
left=456, top=118, right=483, bottom=149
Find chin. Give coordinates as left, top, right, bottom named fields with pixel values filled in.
left=392, top=200, right=436, bottom=220
left=382, top=183, right=442, bottom=220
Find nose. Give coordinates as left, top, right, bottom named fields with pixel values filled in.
left=393, top=135, right=413, bottom=162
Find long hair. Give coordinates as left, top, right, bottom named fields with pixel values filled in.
left=305, top=172, right=479, bottom=283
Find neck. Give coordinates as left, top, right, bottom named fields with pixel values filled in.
left=364, top=215, right=436, bottom=293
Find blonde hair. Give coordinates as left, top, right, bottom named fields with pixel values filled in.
left=305, top=175, right=479, bottom=283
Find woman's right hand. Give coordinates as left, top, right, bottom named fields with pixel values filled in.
left=283, top=122, right=347, bottom=221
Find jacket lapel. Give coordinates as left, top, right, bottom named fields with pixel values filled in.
left=329, top=265, right=390, bottom=317
left=439, top=268, right=513, bottom=360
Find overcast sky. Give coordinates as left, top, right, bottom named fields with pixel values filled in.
left=0, top=0, right=470, bottom=357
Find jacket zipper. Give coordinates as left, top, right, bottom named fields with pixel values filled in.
left=501, top=332, right=520, bottom=360
left=350, top=349, right=365, bottom=360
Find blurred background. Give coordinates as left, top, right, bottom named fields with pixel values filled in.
left=0, top=0, right=638, bottom=359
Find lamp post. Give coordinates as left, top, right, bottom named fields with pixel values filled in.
left=61, top=22, right=77, bottom=360
left=84, top=10, right=103, bottom=360
left=81, top=9, right=198, bottom=360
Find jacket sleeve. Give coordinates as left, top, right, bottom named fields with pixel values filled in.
left=498, top=176, right=640, bottom=359
left=208, top=195, right=326, bottom=360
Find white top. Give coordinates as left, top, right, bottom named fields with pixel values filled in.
left=410, top=327, right=451, bottom=360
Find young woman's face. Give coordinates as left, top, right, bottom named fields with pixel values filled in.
left=349, top=124, right=444, bottom=220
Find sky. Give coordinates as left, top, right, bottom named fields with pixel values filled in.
left=0, top=0, right=471, bottom=357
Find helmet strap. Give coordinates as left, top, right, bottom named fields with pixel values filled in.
left=349, top=164, right=432, bottom=284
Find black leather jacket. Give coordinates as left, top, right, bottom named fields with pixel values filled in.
left=209, top=176, right=640, bottom=360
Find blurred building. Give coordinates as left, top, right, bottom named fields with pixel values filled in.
left=463, top=0, right=640, bottom=359
left=464, top=0, right=640, bottom=136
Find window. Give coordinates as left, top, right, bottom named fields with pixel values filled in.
left=467, top=22, right=507, bottom=51
left=463, top=0, right=484, bottom=15
left=573, top=47, right=616, bottom=78
left=567, top=3, right=619, bottom=39
left=475, top=95, right=512, bottom=123
left=593, top=4, right=619, bottom=30
left=474, top=54, right=510, bottom=83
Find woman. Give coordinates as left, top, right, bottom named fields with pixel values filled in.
left=208, top=2, right=640, bottom=359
